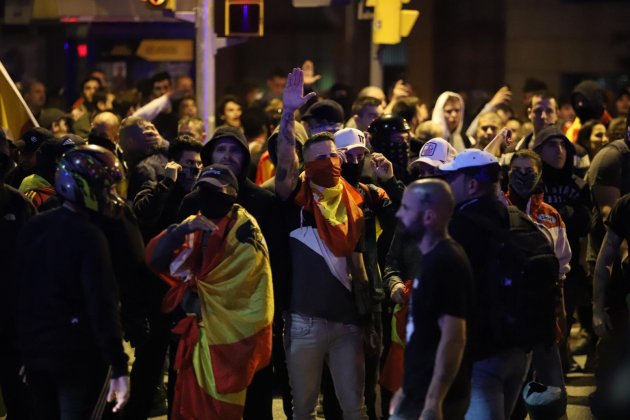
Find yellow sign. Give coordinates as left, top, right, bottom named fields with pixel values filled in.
left=136, top=39, right=193, bottom=62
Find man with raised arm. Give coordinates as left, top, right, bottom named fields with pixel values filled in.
left=275, top=68, right=369, bottom=420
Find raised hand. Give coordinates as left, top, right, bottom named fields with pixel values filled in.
left=142, top=122, right=163, bottom=149
left=391, top=80, right=413, bottom=101
left=489, top=85, right=512, bottom=107
left=371, top=152, right=394, bottom=182
left=483, top=127, right=513, bottom=156
left=164, top=161, right=182, bottom=182
left=496, top=127, right=513, bottom=147
left=302, top=59, right=322, bottom=85
left=282, top=68, right=317, bottom=114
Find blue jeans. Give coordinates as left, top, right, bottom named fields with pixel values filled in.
left=465, top=348, right=532, bottom=420
left=284, top=313, right=368, bottom=420
left=532, top=342, right=565, bottom=389
left=390, top=393, right=469, bottom=420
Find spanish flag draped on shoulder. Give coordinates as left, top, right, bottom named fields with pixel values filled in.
left=0, top=60, right=38, bottom=138
left=146, top=204, right=274, bottom=420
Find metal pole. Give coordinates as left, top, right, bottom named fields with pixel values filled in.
left=196, top=0, right=215, bottom=139
left=369, top=39, right=382, bottom=88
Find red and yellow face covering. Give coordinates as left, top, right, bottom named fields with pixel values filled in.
left=304, top=156, right=341, bottom=188
left=296, top=156, right=364, bottom=257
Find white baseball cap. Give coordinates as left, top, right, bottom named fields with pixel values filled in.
left=409, top=137, right=457, bottom=169
left=438, top=148, right=499, bottom=172
left=334, top=128, right=369, bottom=152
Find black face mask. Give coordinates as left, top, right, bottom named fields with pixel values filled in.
left=509, top=170, right=541, bottom=198
left=198, top=189, right=236, bottom=220
left=341, top=159, right=364, bottom=185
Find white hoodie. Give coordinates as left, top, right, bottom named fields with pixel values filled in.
left=431, top=91, right=475, bottom=152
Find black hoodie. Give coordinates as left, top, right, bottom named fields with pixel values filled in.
left=535, top=126, right=591, bottom=271
left=571, top=80, right=605, bottom=122
left=179, top=126, right=291, bottom=310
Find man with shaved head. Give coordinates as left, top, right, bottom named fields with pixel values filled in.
left=390, top=179, right=473, bottom=420
left=91, top=111, right=121, bottom=145
left=88, top=112, right=128, bottom=197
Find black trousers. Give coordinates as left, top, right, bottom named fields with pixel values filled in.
left=0, top=341, right=30, bottom=420
left=124, top=312, right=171, bottom=420
left=26, top=360, right=109, bottom=420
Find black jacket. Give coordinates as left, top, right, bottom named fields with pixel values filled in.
left=181, top=127, right=291, bottom=311
left=0, top=186, right=35, bottom=341
left=449, top=195, right=508, bottom=360
left=133, top=177, right=189, bottom=241
left=16, top=207, right=128, bottom=377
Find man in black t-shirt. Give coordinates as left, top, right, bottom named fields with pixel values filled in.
left=390, top=179, right=473, bottom=420
left=587, top=110, right=630, bottom=272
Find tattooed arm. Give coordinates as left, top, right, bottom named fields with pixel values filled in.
left=276, top=68, right=316, bottom=200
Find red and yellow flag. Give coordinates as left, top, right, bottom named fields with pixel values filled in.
left=147, top=205, right=274, bottom=420
left=294, top=173, right=365, bottom=257
left=255, top=150, right=275, bottom=185
left=380, top=280, right=412, bottom=393
left=0, top=60, right=38, bottom=138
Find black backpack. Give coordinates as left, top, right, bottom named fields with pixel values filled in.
left=469, top=206, right=559, bottom=349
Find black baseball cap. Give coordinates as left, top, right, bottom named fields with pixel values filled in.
left=302, top=99, right=345, bottom=124
left=14, top=127, right=55, bottom=154
left=194, top=164, right=239, bottom=197
left=39, top=108, right=72, bottom=130
left=59, top=133, right=87, bottom=147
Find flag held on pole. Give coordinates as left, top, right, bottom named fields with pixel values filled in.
left=0, top=60, right=39, bottom=139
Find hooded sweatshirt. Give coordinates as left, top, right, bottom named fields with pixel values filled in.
left=534, top=126, right=591, bottom=275
left=179, top=126, right=291, bottom=310
left=566, top=80, right=613, bottom=142
left=431, top=91, right=475, bottom=152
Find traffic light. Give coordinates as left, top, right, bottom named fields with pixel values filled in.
left=367, top=0, right=419, bottom=45
left=225, top=0, right=264, bottom=37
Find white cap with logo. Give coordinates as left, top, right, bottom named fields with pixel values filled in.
left=409, top=137, right=457, bottom=169
left=334, top=128, right=369, bottom=152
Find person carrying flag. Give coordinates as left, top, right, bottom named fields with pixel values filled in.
left=146, top=164, right=274, bottom=420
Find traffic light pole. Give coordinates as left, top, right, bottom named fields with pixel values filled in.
left=196, top=0, right=215, bottom=137
left=369, top=36, right=383, bottom=88
left=191, top=0, right=247, bottom=138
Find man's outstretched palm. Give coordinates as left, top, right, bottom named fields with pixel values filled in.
left=283, top=68, right=316, bottom=113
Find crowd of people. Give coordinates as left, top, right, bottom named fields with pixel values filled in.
left=1, top=60, right=630, bottom=420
